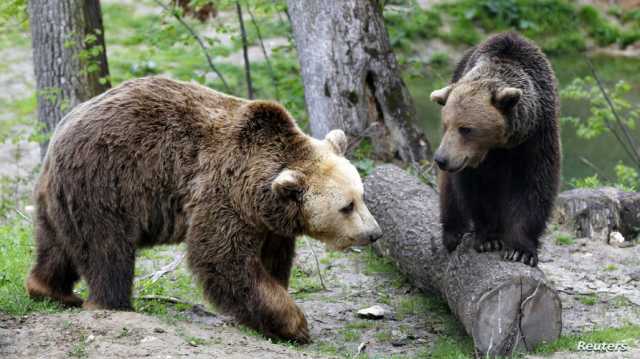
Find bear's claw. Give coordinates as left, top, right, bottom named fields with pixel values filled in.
left=474, top=239, right=503, bottom=253
left=502, top=249, right=538, bottom=267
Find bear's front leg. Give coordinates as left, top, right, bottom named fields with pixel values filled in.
left=439, top=173, right=470, bottom=252
left=186, top=211, right=309, bottom=343
left=260, top=234, right=296, bottom=288
left=200, top=255, right=309, bottom=343
left=251, top=257, right=310, bottom=343
left=500, top=211, right=544, bottom=267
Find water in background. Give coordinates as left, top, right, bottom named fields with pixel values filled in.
left=408, top=55, right=640, bottom=187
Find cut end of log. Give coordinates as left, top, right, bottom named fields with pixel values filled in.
left=473, top=277, right=562, bottom=356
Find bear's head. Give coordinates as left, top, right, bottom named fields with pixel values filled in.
left=430, top=81, right=522, bottom=172
left=271, top=130, right=382, bottom=250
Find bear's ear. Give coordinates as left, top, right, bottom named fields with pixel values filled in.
left=236, top=100, right=299, bottom=140
left=430, top=85, right=452, bottom=106
left=493, top=87, right=522, bottom=110
left=272, top=169, right=306, bottom=201
left=325, top=129, right=347, bottom=156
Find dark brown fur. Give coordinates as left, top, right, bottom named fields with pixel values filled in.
left=27, top=76, right=316, bottom=343
left=439, top=32, right=561, bottom=266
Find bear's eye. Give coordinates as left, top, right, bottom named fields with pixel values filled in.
left=340, top=201, right=354, bottom=214
left=458, top=127, right=472, bottom=136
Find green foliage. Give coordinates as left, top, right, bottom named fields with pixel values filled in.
left=0, top=220, right=63, bottom=315
left=429, top=0, right=636, bottom=54
left=561, top=76, right=640, bottom=191
left=578, top=293, right=598, bottom=306
left=560, top=76, right=640, bottom=139
left=0, top=0, right=27, bottom=32
left=289, top=265, right=323, bottom=300
left=428, top=336, right=474, bottom=359
left=435, top=0, right=584, bottom=53
left=555, top=233, right=575, bottom=246
left=578, top=6, right=620, bottom=46
left=133, top=247, right=203, bottom=316
left=67, top=335, right=89, bottom=358
left=429, top=51, right=450, bottom=67
left=385, top=6, right=442, bottom=50
left=351, top=138, right=376, bottom=177
left=569, top=175, right=601, bottom=189
left=395, top=294, right=448, bottom=320
left=614, top=163, right=639, bottom=191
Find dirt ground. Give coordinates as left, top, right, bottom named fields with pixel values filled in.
left=1, top=234, right=639, bottom=358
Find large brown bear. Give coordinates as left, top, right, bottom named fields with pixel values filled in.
left=430, top=32, right=560, bottom=267
left=26, top=77, right=382, bottom=343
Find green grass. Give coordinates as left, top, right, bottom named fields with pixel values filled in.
left=339, top=328, right=361, bottom=342
left=67, top=334, right=88, bottom=358
left=289, top=265, right=324, bottom=300
left=535, top=324, right=640, bottom=354
left=345, top=320, right=379, bottom=330
left=130, top=245, right=204, bottom=317
left=374, top=329, right=393, bottom=343
left=427, top=336, right=474, bottom=359
left=309, top=341, right=340, bottom=357
left=555, top=233, right=576, bottom=246
left=0, top=220, right=64, bottom=315
left=362, top=247, right=398, bottom=275
left=578, top=293, right=598, bottom=306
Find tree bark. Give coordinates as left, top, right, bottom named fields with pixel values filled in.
left=28, top=0, right=111, bottom=157
left=287, top=0, right=430, bottom=163
left=556, top=187, right=640, bottom=241
left=236, top=2, right=253, bottom=99
left=363, top=165, right=562, bottom=357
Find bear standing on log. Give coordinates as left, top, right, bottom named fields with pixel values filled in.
left=26, top=77, right=382, bottom=343
left=430, top=32, right=561, bottom=267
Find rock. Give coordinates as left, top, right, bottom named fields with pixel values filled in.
left=555, top=187, right=640, bottom=241
left=356, top=305, right=386, bottom=319
left=357, top=342, right=367, bottom=354
left=608, top=231, right=625, bottom=247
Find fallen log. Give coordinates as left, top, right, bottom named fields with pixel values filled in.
left=363, top=164, right=562, bottom=357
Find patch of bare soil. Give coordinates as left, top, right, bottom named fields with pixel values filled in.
left=0, top=310, right=320, bottom=359
left=538, top=235, right=640, bottom=333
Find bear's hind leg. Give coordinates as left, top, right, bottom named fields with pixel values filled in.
left=27, top=211, right=82, bottom=307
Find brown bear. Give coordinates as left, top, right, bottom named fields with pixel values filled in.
left=26, top=76, right=382, bottom=343
left=429, top=32, right=560, bottom=267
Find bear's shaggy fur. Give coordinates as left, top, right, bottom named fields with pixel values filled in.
left=431, top=32, right=560, bottom=266
left=26, top=77, right=381, bottom=343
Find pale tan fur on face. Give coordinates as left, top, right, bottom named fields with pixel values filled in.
left=303, top=138, right=381, bottom=250
left=437, top=83, right=508, bottom=171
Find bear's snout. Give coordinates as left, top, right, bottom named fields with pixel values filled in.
left=366, top=226, right=383, bottom=243
left=434, top=153, right=449, bottom=171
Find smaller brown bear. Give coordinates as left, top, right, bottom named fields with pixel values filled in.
left=430, top=32, right=560, bottom=266
left=26, top=77, right=382, bottom=343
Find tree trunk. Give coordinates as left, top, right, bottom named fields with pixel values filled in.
left=556, top=187, right=640, bottom=242
left=28, top=0, right=111, bottom=157
left=287, top=0, right=430, bottom=163
left=363, top=165, right=562, bottom=357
